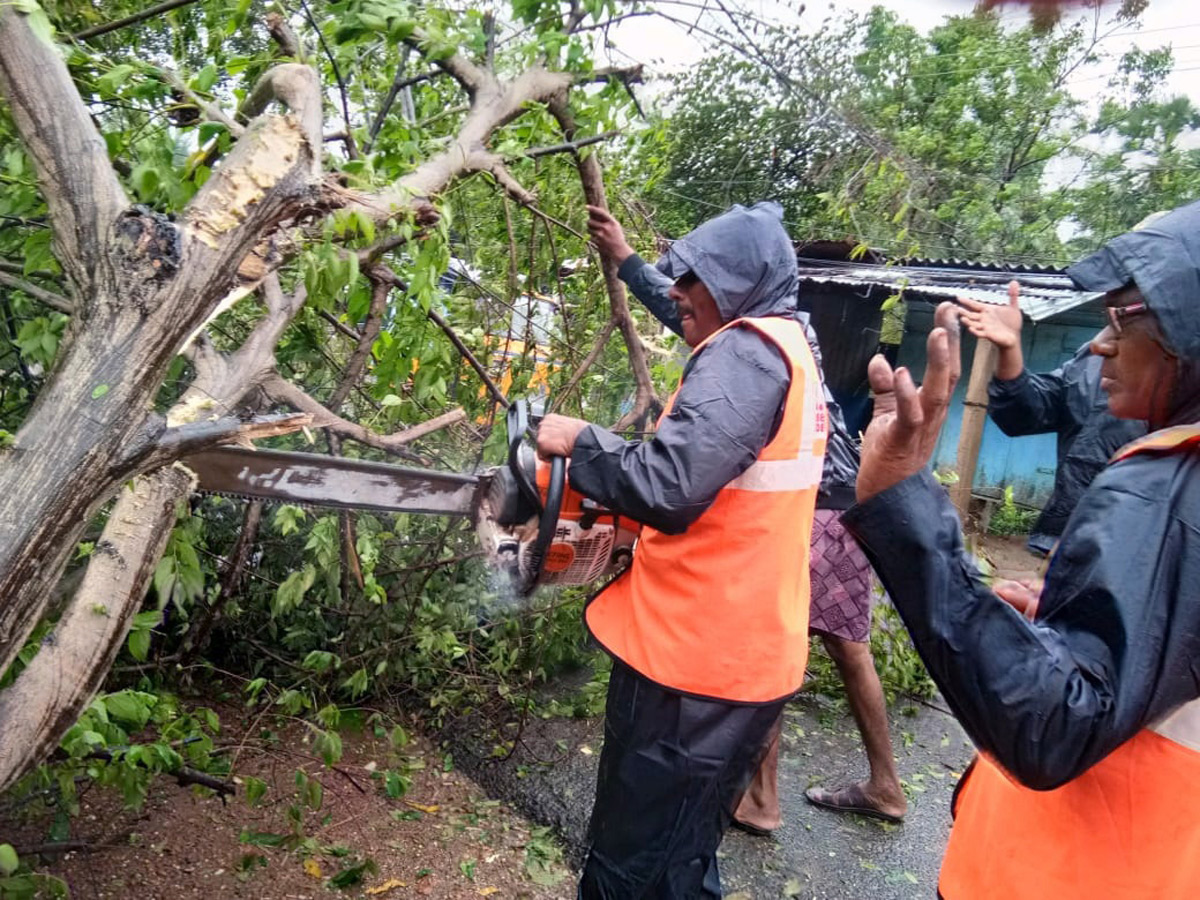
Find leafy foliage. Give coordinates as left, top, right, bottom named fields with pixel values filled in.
left=646, top=4, right=1200, bottom=263
left=988, top=485, right=1040, bottom=537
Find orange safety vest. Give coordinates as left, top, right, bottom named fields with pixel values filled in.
left=585, top=315, right=827, bottom=703
left=940, top=424, right=1200, bottom=900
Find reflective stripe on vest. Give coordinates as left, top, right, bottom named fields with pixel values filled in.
left=941, top=424, right=1200, bottom=899
left=584, top=316, right=827, bottom=703
left=1112, top=424, right=1200, bottom=462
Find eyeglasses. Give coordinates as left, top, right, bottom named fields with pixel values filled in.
left=1106, top=301, right=1149, bottom=334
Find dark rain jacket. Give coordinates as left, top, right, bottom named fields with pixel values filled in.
left=566, top=203, right=800, bottom=533
left=617, top=252, right=860, bottom=510
left=842, top=198, right=1200, bottom=789
left=988, top=345, right=1146, bottom=553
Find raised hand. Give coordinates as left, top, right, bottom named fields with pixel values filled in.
left=957, top=280, right=1023, bottom=350
left=586, top=205, right=636, bottom=265
left=857, top=302, right=963, bottom=502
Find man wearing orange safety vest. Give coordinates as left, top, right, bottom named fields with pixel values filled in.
left=841, top=198, right=1200, bottom=899
left=536, top=202, right=827, bottom=898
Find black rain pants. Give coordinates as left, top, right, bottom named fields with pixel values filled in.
left=578, top=660, right=786, bottom=899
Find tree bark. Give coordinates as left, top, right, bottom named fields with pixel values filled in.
left=0, top=465, right=192, bottom=788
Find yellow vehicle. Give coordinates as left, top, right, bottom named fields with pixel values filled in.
left=481, top=291, right=561, bottom=415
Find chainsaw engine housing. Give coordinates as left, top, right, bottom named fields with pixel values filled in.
left=475, top=444, right=636, bottom=592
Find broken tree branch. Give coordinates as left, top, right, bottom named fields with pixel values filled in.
left=523, top=130, right=619, bottom=159
left=71, top=0, right=202, bottom=42
left=320, top=310, right=364, bottom=342
left=551, top=317, right=616, bottom=411
left=327, top=270, right=391, bottom=412
left=365, top=67, right=442, bottom=152
left=548, top=97, right=660, bottom=432
left=152, top=412, right=313, bottom=464
left=0, top=270, right=73, bottom=315
left=180, top=500, right=263, bottom=665
left=261, top=375, right=467, bottom=453
left=265, top=10, right=304, bottom=60
left=158, top=67, right=244, bottom=136
left=297, top=0, right=357, bottom=159
left=0, top=465, right=192, bottom=790
left=240, top=63, right=324, bottom=169
left=372, top=266, right=509, bottom=408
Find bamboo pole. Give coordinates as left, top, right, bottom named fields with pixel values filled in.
left=950, top=338, right=997, bottom=520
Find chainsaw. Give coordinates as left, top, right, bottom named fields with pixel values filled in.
left=185, top=401, right=637, bottom=596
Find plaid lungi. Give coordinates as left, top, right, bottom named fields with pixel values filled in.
left=807, top=508, right=877, bottom=644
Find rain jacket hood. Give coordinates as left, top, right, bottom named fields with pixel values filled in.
left=656, top=201, right=799, bottom=322
left=1067, top=199, right=1200, bottom=359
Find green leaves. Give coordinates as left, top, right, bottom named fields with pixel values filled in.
left=272, top=565, right=317, bottom=616
left=103, top=690, right=157, bottom=730
left=152, top=517, right=206, bottom=609
left=0, top=845, right=18, bottom=877
left=15, top=316, right=65, bottom=369
left=313, top=729, right=344, bottom=766
left=126, top=610, right=162, bottom=662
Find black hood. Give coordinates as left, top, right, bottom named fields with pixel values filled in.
left=655, top=202, right=799, bottom=322
left=1067, top=199, right=1200, bottom=359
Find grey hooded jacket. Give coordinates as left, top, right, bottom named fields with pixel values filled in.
left=842, top=198, right=1200, bottom=789
left=619, top=255, right=860, bottom=510
left=566, top=203, right=801, bottom=534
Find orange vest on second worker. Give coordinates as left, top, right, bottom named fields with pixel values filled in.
left=585, top=315, right=827, bottom=703
left=939, top=427, right=1200, bottom=900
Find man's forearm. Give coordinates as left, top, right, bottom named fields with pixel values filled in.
left=994, top=340, right=1024, bottom=381
left=617, top=254, right=682, bottom=337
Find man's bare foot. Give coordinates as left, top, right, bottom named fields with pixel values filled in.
left=804, top=781, right=907, bottom=823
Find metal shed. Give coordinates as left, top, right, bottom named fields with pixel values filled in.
left=796, top=247, right=1103, bottom=506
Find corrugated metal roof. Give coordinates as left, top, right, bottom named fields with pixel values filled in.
left=795, top=257, right=1100, bottom=322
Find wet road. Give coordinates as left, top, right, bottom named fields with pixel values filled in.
left=445, top=684, right=974, bottom=899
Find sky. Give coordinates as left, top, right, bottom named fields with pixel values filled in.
left=605, top=0, right=1200, bottom=105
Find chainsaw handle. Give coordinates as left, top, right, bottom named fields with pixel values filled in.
left=522, top=454, right=566, bottom=596
left=507, top=400, right=542, bottom=512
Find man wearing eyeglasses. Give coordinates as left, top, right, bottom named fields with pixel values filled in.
left=956, top=281, right=1145, bottom=558
left=843, top=198, right=1200, bottom=899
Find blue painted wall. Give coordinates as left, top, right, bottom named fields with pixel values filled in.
left=896, top=305, right=1105, bottom=505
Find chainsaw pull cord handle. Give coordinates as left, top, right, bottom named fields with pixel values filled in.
left=523, top=454, right=566, bottom=596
